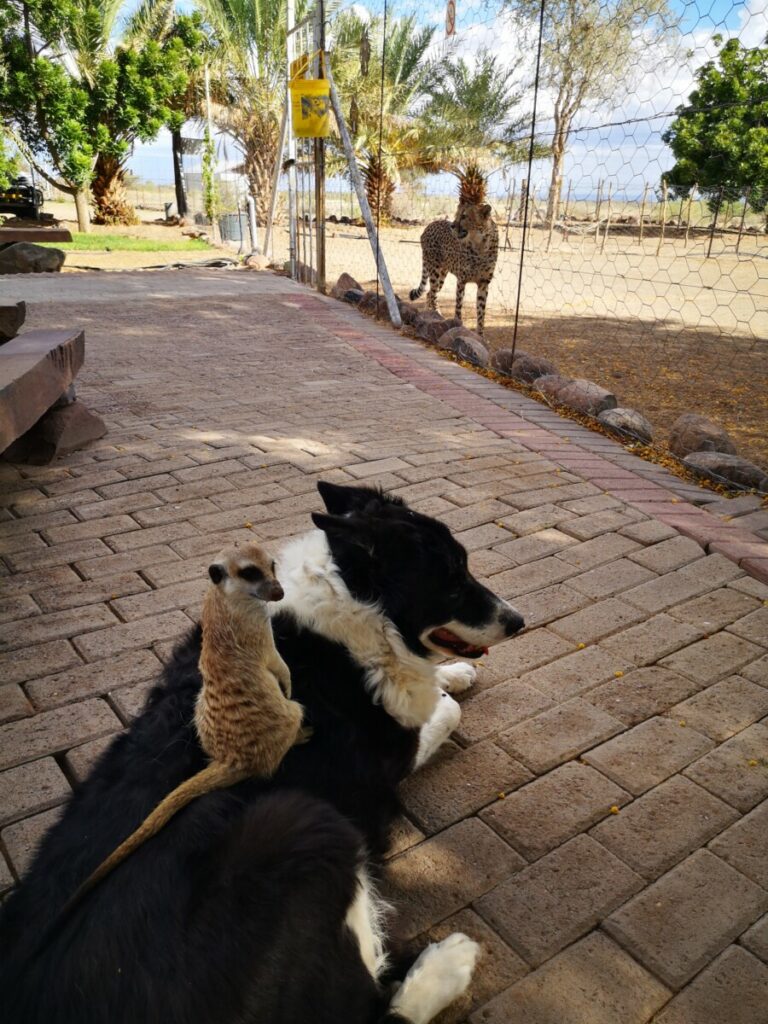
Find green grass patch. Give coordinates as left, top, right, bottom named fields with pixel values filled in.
left=40, top=233, right=211, bottom=252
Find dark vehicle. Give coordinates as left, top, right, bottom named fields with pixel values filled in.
left=0, top=175, right=44, bottom=220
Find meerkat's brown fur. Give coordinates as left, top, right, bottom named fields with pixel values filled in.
left=53, top=541, right=306, bottom=920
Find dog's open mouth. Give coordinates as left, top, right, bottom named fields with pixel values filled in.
left=428, top=627, right=488, bottom=659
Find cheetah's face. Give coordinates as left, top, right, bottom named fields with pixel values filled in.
left=451, top=203, right=493, bottom=247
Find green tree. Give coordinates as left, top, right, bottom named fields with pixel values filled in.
left=422, top=49, right=540, bottom=204
left=662, top=36, right=768, bottom=227
left=505, top=0, right=674, bottom=223
left=0, top=0, right=202, bottom=230
left=331, top=11, right=439, bottom=221
left=0, top=130, right=21, bottom=189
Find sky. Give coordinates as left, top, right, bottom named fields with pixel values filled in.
left=125, top=0, right=768, bottom=200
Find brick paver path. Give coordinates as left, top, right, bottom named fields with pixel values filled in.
left=1, top=270, right=767, bottom=1023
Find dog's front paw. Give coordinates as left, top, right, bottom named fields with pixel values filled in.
left=436, top=662, right=477, bottom=694
left=389, top=932, right=480, bottom=1024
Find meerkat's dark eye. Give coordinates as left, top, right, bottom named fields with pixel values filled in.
left=271, top=561, right=276, bottom=574
left=238, top=565, right=264, bottom=583
left=208, top=564, right=226, bottom=584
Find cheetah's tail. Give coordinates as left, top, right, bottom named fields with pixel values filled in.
left=409, top=267, right=428, bottom=301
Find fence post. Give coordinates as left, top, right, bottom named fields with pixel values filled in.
left=736, top=186, right=750, bottom=255
left=325, top=64, right=401, bottom=327
left=656, top=180, right=668, bottom=257
left=547, top=176, right=561, bottom=252
left=594, top=179, right=603, bottom=241
left=503, top=178, right=516, bottom=251
left=313, top=2, right=326, bottom=292
left=638, top=182, right=649, bottom=245
left=600, top=181, right=613, bottom=255
left=684, top=185, right=696, bottom=248
left=707, top=185, right=724, bottom=259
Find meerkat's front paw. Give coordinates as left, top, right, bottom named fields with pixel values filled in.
left=296, top=726, right=314, bottom=744
left=436, top=663, right=477, bottom=694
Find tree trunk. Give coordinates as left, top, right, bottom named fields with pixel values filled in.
left=172, top=129, right=189, bottom=220
left=546, top=136, right=566, bottom=226
left=91, top=153, right=139, bottom=226
left=241, top=121, right=280, bottom=226
left=74, top=188, right=91, bottom=233
left=362, top=155, right=395, bottom=223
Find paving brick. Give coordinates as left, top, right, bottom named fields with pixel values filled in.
left=0, top=604, right=117, bottom=652
left=383, top=815, right=425, bottom=860
left=0, top=757, right=71, bottom=826
left=6, top=537, right=111, bottom=573
left=111, top=579, right=205, bottom=622
left=455, top=522, right=509, bottom=551
left=481, top=761, right=630, bottom=860
left=110, top=679, right=156, bottom=724
left=669, top=676, right=768, bottom=742
left=45, top=468, right=125, bottom=494
left=400, top=740, right=532, bottom=834
left=104, top=520, right=200, bottom=553
left=491, top=556, right=581, bottom=598
left=584, top=717, right=715, bottom=795
left=475, top=834, right=642, bottom=966
left=728, top=606, right=768, bottom=647
left=568, top=558, right=656, bottom=600
left=383, top=818, right=522, bottom=940
left=497, top=699, right=624, bottom=774
left=619, top=520, right=678, bottom=544
left=585, top=666, right=704, bottom=727
left=548, top=598, right=646, bottom=645
left=346, top=457, right=409, bottom=478
left=0, top=850, right=14, bottom=894
left=555, top=532, right=641, bottom=571
left=468, top=548, right=513, bottom=578
left=559, top=509, right=642, bottom=541
left=456, top=680, right=554, bottom=744
left=709, top=800, right=768, bottom=889
left=599, top=614, right=705, bottom=667
left=0, top=508, right=77, bottom=539
left=624, top=555, right=745, bottom=614
left=660, top=633, right=765, bottom=685
left=522, top=645, right=633, bottom=702
left=591, top=775, right=738, bottom=879
left=0, top=593, right=40, bottom=625
left=627, top=536, right=704, bottom=573
left=561, top=494, right=624, bottom=515
left=74, top=491, right=163, bottom=521
left=604, top=850, right=768, bottom=989
left=42, top=514, right=140, bottom=546
left=742, top=654, right=768, bottom=687
left=500, top=482, right=600, bottom=510
left=481, top=628, right=574, bottom=682
left=729, top=575, right=768, bottom=600
left=97, top=474, right=176, bottom=499
left=741, top=915, right=768, bottom=963
left=653, top=945, right=768, bottom=1024
left=497, top=504, right=577, bottom=536
left=63, top=734, right=117, bottom=785
left=0, top=531, right=48, bottom=556
left=684, top=723, right=768, bottom=813
left=75, top=543, right=181, bottom=580
left=0, top=564, right=80, bottom=598
left=2, top=805, right=64, bottom=876
left=11, top=489, right=100, bottom=517
left=0, top=698, right=121, bottom=770
left=469, top=931, right=670, bottom=1024
left=25, top=649, right=161, bottom=709
left=495, top=529, right=578, bottom=565
left=0, top=639, right=82, bottom=686
left=408, top=908, right=529, bottom=1024
left=667, top=587, right=761, bottom=631
left=33, top=572, right=151, bottom=613
left=72, top=609, right=193, bottom=662
left=0, top=683, right=32, bottom=725
left=510, top=584, right=589, bottom=629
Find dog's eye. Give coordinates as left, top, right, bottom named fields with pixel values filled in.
left=238, top=566, right=264, bottom=583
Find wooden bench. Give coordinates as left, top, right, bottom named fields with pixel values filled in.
left=0, top=226, right=73, bottom=245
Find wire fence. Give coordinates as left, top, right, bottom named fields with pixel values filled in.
left=270, top=0, right=767, bottom=477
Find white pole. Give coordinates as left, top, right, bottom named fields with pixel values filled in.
left=326, top=63, right=402, bottom=327
left=286, top=0, right=298, bottom=278
left=247, top=194, right=259, bottom=253
left=264, top=105, right=287, bottom=261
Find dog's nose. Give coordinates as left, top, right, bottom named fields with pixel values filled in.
left=500, top=609, right=525, bottom=636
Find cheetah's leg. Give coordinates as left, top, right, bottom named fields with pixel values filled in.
left=476, top=280, right=490, bottom=337
left=455, top=279, right=466, bottom=324
left=410, top=263, right=429, bottom=302
left=427, top=269, right=446, bottom=312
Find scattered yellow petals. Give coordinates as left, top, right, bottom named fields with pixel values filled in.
left=244, top=521, right=253, bottom=529
left=671, top=498, right=680, bottom=503
left=679, top=720, right=687, bottom=727
left=723, top=515, right=733, bottom=522
left=577, top=642, right=586, bottom=650
left=497, top=792, right=506, bottom=800
left=609, top=805, right=620, bottom=815
left=110, top=594, right=118, bottom=600
left=748, top=759, right=759, bottom=767
left=614, top=670, right=624, bottom=678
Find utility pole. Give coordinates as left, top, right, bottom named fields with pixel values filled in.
left=313, top=0, right=326, bottom=292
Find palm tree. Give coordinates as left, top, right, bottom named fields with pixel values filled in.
left=330, top=12, right=440, bottom=221
left=422, top=50, right=536, bottom=206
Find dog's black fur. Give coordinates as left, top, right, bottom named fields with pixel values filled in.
left=0, top=483, right=521, bottom=1024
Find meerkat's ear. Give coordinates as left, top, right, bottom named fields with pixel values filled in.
left=208, top=563, right=226, bottom=585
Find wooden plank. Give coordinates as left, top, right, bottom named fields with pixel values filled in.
left=0, top=227, right=73, bottom=244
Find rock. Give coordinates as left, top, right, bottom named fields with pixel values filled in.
left=438, top=327, right=489, bottom=368
left=490, top=347, right=521, bottom=375
left=0, top=328, right=85, bottom=453
left=669, top=413, right=737, bottom=458
left=0, top=242, right=65, bottom=274
left=52, top=384, right=77, bottom=409
left=0, top=301, right=26, bottom=343
left=683, top=452, right=768, bottom=493
left=331, top=272, right=363, bottom=299
left=412, top=311, right=445, bottom=338
left=598, top=407, right=654, bottom=443
left=423, top=317, right=461, bottom=344
left=244, top=252, right=269, bottom=270
left=397, top=301, right=421, bottom=326
left=357, top=291, right=379, bottom=313
left=508, top=353, right=558, bottom=383
left=557, top=379, right=618, bottom=416
left=343, top=288, right=365, bottom=305
left=3, top=401, right=107, bottom=465
left=535, top=374, right=573, bottom=402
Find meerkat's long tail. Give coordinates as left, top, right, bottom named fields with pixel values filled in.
left=29, top=762, right=250, bottom=962
left=410, top=265, right=428, bottom=301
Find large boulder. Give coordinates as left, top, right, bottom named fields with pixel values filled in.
left=3, top=401, right=106, bottom=465
left=598, top=407, right=654, bottom=443
left=423, top=317, right=461, bottom=344
left=535, top=374, right=574, bottom=402
left=683, top=452, right=768, bottom=493
left=331, top=272, right=363, bottom=299
left=669, top=413, right=737, bottom=458
left=0, top=242, right=65, bottom=274
left=397, top=301, right=421, bottom=326
left=438, top=326, right=489, bottom=368
left=556, top=379, right=618, bottom=416
left=0, top=301, right=26, bottom=343
left=509, top=353, right=558, bottom=383
left=491, top=347, right=520, bottom=375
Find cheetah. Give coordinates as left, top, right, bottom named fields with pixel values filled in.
left=410, top=203, right=499, bottom=337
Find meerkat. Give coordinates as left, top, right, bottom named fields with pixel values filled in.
left=51, top=541, right=308, bottom=921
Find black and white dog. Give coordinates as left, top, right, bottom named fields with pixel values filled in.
left=1, top=482, right=524, bottom=1024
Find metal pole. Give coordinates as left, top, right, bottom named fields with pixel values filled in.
left=326, top=62, right=401, bottom=327
left=684, top=184, right=696, bottom=248
left=314, top=0, right=326, bottom=292
left=656, top=180, right=668, bottom=257
left=204, top=65, right=220, bottom=245
left=247, top=194, right=259, bottom=253
left=286, top=0, right=298, bottom=279
left=736, top=186, right=750, bottom=255
left=503, top=177, right=515, bottom=251
left=707, top=185, right=723, bottom=259
left=264, top=106, right=287, bottom=261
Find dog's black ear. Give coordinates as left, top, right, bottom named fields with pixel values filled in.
left=311, top=511, right=372, bottom=546
left=317, top=481, right=374, bottom=514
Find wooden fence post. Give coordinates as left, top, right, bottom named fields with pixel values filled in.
left=638, top=183, right=649, bottom=245
left=656, top=180, right=668, bottom=257
left=600, top=181, right=613, bottom=255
